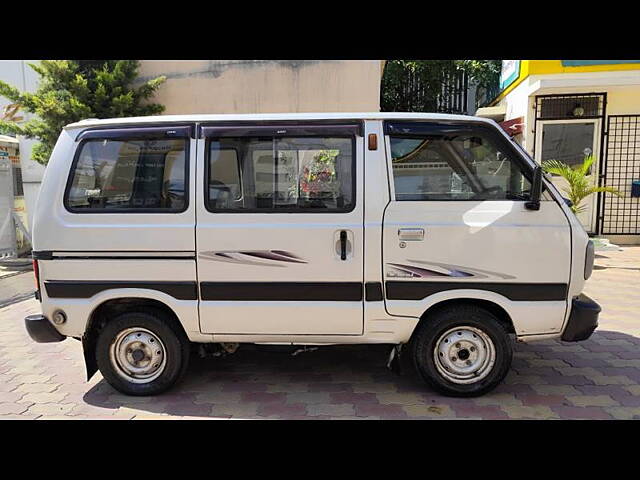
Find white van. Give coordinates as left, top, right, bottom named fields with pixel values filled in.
left=24, top=113, right=600, bottom=397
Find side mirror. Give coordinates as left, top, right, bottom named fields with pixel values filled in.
left=525, top=165, right=542, bottom=211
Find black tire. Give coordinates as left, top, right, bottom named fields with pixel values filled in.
left=96, top=310, right=190, bottom=396
left=411, top=304, right=512, bottom=397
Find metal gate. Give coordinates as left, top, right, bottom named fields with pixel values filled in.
left=600, top=115, right=640, bottom=235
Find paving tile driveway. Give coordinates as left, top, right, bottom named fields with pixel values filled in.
left=1, top=247, right=639, bottom=420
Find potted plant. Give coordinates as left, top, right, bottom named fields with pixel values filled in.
left=541, top=154, right=622, bottom=214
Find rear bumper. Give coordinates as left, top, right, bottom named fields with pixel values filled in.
left=561, top=294, right=600, bottom=342
left=24, top=314, right=66, bottom=343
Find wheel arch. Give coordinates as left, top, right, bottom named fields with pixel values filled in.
left=82, top=297, right=187, bottom=381
left=411, top=297, right=516, bottom=343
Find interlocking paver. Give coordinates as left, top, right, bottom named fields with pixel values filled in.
left=551, top=406, right=612, bottom=419
left=18, top=391, right=68, bottom=404
left=25, top=403, right=76, bottom=416
left=210, top=403, right=260, bottom=418
left=354, top=403, right=408, bottom=418
left=0, top=402, right=31, bottom=415
left=567, top=395, right=620, bottom=407
left=0, top=246, right=639, bottom=419
left=589, top=375, right=636, bottom=386
left=403, top=404, right=455, bottom=418
left=516, top=394, right=568, bottom=407
left=352, top=383, right=399, bottom=393
left=266, top=383, right=310, bottom=393
left=453, top=405, right=510, bottom=419
left=624, top=385, right=640, bottom=396
left=11, top=383, right=60, bottom=395
left=604, top=407, right=640, bottom=420
left=376, top=393, right=426, bottom=405
left=475, top=393, right=522, bottom=407
left=0, top=391, right=24, bottom=403
left=307, top=403, right=355, bottom=417
left=501, top=405, right=560, bottom=419
left=193, top=391, right=242, bottom=404
left=285, top=392, right=332, bottom=404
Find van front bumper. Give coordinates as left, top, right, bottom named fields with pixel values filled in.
left=561, top=294, right=600, bottom=342
left=25, top=314, right=66, bottom=343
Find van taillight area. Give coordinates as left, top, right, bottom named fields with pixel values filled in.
left=32, top=259, right=41, bottom=301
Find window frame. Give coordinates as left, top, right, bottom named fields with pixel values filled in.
left=385, top=121, right=536, bottom=202
left=63, top=127, right=191, bottom=214
left=203, top=131, right=358, bottom=214
left=207, top=145, right=244, bottom=202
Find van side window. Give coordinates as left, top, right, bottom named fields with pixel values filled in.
left=207, top=136, right=354, bottom=212
left=389, top=130, right=531, bottom=201
left=66, top=138, right=188, bottom=212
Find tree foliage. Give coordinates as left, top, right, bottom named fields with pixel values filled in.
left=454, top=60, right=502, bottom=89
left=542, top=155, right=622, bottom=214
left=380, top=60, right=501, bottom=112
left=0, top=60, right=166, bottom=165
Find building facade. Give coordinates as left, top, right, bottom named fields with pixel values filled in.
left=477, top=60, right=640, bottom=244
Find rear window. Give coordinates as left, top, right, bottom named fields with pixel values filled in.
left=65, top=137, right=188, bottom=212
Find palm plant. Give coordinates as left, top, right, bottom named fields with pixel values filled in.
left=541, top=155, right=622, bottom=214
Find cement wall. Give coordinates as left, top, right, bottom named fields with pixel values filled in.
left=137, top=60, right=383, bottom=114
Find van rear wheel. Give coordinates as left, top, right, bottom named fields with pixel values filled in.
left=411, top=305, right=512, bottom=397
left=96, top=310, right=190, bottom=396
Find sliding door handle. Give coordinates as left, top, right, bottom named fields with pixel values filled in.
left=340, top=230, right=347, bottom=260
left=398, top=228, right=425, bottom=241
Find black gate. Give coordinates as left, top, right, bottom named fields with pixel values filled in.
left=600, top=115, right=640, bottom=235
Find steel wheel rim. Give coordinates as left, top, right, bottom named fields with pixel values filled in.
left=109, top=327, right=167, bottom=384
left=433, top=326, right=496, bottom=384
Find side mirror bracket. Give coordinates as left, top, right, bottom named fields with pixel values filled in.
left=525, top=165, right=542, bottom=211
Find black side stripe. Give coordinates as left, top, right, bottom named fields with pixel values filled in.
left=385, top=281, right=568, bottom=302
left=44, top=281, right=198, bottom=300
left=365, top=282, right=384, bottom=301
left=48, top=256, right=196, bottom=261
left=33, top=251, right=195, bottom=261
left=200, top=282, right=363, bottom=301
left=42, top=280, right=568, bottom=303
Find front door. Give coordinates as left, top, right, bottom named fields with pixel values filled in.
left=196, top=123, right=364, bottom=335
left=382, top=121, right=571, bottom=335
left=535, top=119, right=601, bottom=232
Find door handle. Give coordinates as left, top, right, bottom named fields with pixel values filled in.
left=340, top=230, right=347, bottom=260
left=398, top=228, right=425, bottom=241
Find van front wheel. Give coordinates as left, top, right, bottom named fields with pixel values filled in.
left=96, top=311, right=190, bottom=396
left=411, top=305, right=512, bottom=397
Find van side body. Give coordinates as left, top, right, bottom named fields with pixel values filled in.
left=25, top=113, right=600, bottom=397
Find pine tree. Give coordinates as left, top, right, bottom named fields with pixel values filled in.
left=0, top=60, right=166, bottom=165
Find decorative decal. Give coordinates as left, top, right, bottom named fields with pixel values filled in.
left=199, top=250, right=307, bottom=268
left=386, top=261, right=515, bottom=280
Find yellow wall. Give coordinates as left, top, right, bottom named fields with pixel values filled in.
left=493, top=60, right=640, bottom=104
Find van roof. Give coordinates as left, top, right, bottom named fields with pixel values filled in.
left=64, top=112, right=495, bottom=130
